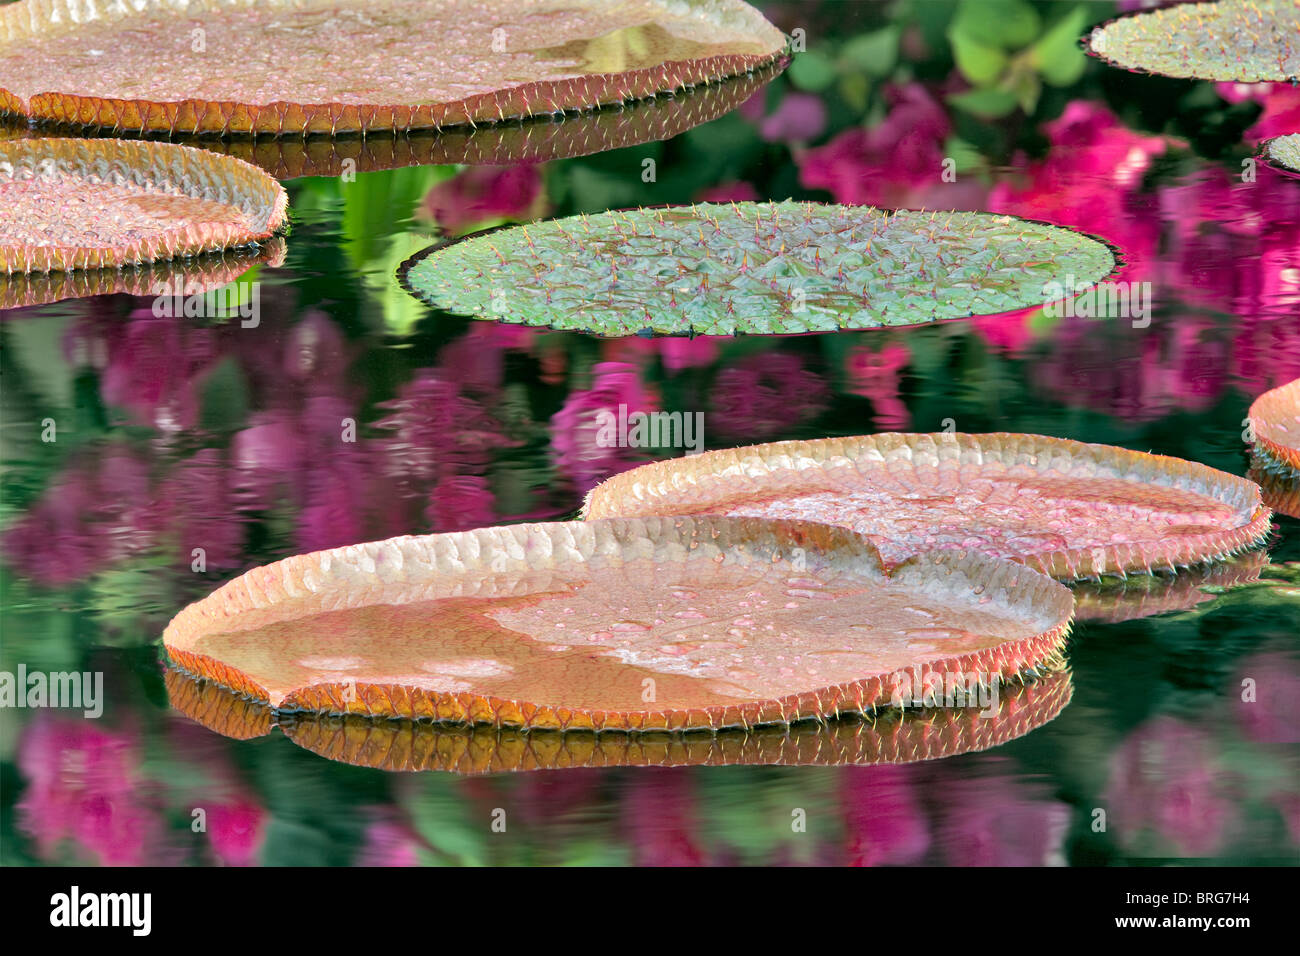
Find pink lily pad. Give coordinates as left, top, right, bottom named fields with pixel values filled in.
left=583, top=433, right=1270, bottom=580
left=163, top=517, right=1073, bottom=732
left=1249, top=378, right=1300, bottom=475
left=0, top=0, right=786, bottom=136
left=1, top=138, right=287, bottom=273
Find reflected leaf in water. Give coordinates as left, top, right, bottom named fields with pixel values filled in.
left=165, top=666, right=1073, bottom=776
left=1071, top=550, right=1268, bottom=624
left=1249, top=460, right=1300, bottom=520
left=0, top=238, right=285, bottom=312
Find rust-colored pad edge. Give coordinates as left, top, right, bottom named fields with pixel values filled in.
left=1, top=138, right=288, bottom=273
left=0, top=0, right=787, bottom=136
left=164, top=665, right=1071, bottom=774
left=162, top=517, right=1075, bottom=732
left=164, top=667, right=274, bottom=740
left=1248, top=379, right=1300, bottom=474
left=582, top=432, right=1272, bottom=580
left=1250, top=461, right=1300, bottom=520
left=150, top=64, right=783, bottom=180
left=0, top=237, right=285, bottom=310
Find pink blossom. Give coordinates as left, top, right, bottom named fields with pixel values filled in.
left=759, top=92, right=828, bottom=144
left=798, top=83, right=958, bottom=208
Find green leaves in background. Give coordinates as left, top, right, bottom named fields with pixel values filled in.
left=947, top=0, right=1089, bottom=118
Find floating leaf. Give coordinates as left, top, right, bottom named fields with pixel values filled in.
left=0, top=138, right=287, bottom=274
left=1249, top=460, right=1300, bottom=519
left=1248, top=378, right=1300, bottom=474
left=163, top=517, right=1074, bottom=732
left=154, top=65, right=781, bottom=179
left=0, top=0, right=786, bottom=135
left=1263, top=133, right=1300, bottom=174
left=165, top=666, right=1073, bottom=774
left=0, top=238, right=284, bottom=311
left=402, top=201, right=1118, bottom=336
left=583, top=433, right=1271, bottom=580
left=1086, top=0, right=1300, bottom=82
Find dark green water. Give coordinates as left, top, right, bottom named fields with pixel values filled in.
left=1, top=0, right=1298, bottom=866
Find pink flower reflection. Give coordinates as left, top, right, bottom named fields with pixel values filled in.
left=550, top=361, right=659, bottom=492
left=421, top=164, right=545, bottom=236
left=841, top=765, right=931, bottom=866
left=1233, top=653, right=1300, bottom=745
left=1105, top=717, right=1237, bottom=857
left=936, top=765, right=1070, bottom=866
left=17, top=716, right=166, bottom=866
left=845, top=341, right=910, bottom=429
left=621, top=769, right=705, bottom=867
left=709, top=352, right=827, bottom=440
left=207, top=800, right=266, bottom=867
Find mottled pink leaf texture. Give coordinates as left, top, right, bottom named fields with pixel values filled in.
left=0, top=138, right=287, bottom=274
left=164, top=517, right=1074, bottom=732
left=583, top=433, right=1271, bottom=581
left=0, top=0, right=788, bottom=136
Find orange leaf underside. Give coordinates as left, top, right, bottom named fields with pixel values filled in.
left=0, top=237, right=284, bottom=309
left=1250, top=464, right=1300, bottom=521
left=583, top=433, right=1270, bottom=581
left=0, top=138, right=288, bottom=273
left=1249, top=379, right=1300, bottom=475
left=164, top=666, right=1073, bottom=774
left=0, top=0, right=787, bottom=136
left=162, top=518, right=1073, bottom=732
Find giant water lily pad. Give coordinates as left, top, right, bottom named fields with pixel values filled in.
left=402, top=202, right=1118, bottom=336
left=0, top=0, right=785, bottom=136
left=143, top=64, right=782, bottom=180
left=583, top=434, right=1270, bottom=580
left=165, top=666, right=1073, bottom=774
left=163, top=517, right=1074, bottom=732
left=1249, top=378, right=1300, bottom=474
left=0, top=138, right=287, bottom=273
left=1086, top=0, right=1300, bottom=82
left=1264, top=134, right=1300, bottom=174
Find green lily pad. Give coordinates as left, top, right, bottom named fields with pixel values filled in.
left=401, top=201, right=1118, bottom=336
left=1264, top=133, right=1300, bottom=174
left=1087, top=0, right=1300, bottom=82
